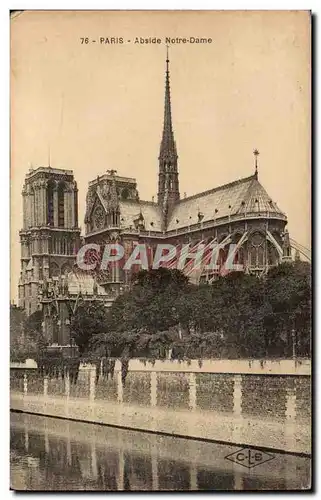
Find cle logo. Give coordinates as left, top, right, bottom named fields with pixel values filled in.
left=225, top=448, right=275, bottom=469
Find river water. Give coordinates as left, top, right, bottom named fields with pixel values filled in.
left=10, top=412, right=310, bottom=491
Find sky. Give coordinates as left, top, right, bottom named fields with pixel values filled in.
left=10, top=10, right=311, bottom=301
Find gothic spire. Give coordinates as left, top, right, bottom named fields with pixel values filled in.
left=159, top=46, right=177, bottom=162
left=157, top=48, right=180, bottom=217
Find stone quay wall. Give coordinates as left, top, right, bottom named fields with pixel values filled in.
left=10, top=359, right=311, bottom=455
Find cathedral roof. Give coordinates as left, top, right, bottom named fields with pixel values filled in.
left=119, top=200, right=163, bottom=232
left=166, top=174, right=286, bottom=231
left=115, top=175, right=285, bottom=234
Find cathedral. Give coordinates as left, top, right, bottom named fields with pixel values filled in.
left=18, top=54, right=292, bottom=346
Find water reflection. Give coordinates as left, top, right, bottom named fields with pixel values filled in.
left=10, top=412, right=310, bottom=491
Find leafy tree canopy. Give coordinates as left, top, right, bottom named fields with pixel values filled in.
left=66, top=262, right=312, bottom=359
left=70, top=300, right=109, bottom=354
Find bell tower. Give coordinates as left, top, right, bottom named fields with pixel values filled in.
left=157, top=48, right=180, bottom=228
left=18, top=166, right=81, bottom=315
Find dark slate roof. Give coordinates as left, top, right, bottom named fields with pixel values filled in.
left=166, top=175, right=286, bottom=231
left=119, top=200, right=163, bottom=232
left=87, top=173, right=286, bottom=234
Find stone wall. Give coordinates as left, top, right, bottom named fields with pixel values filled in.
left=10, top=359, right=311, bottom=454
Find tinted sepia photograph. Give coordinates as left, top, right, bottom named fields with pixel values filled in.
left=10, top=10, right=311, bottom=491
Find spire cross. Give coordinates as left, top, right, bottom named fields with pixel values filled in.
left=166, top=43, right=170, bottom=71
left=253, top=149, right=259, bottom=176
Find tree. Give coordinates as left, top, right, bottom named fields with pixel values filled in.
left=10, top=305, right=26, bottom=346
left=70, top=300, right=109, bottom=354
left=106, top=269, right=267, bottom=358
left=264, top=261, right=311, bottom=357
left=24, top=310, right=43, bottom=338
left=132, top=268, right=189, bottom=290
left=89, top=328, right=179, bottom=360
left=208, top=272, right=266, bottom=357
left=87, top=262, right=311, bottom=361
left=108, top=268, right=189, bottom=334
left=10, top=305, right=42, bottom=361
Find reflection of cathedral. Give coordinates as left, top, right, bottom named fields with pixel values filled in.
left=18, top=54, right=291, bottom=346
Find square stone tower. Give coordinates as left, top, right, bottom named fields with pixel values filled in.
left=18, top=166, right=81, bottom=315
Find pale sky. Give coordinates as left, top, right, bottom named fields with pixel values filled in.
left=10, top=10, right=311, bottom=301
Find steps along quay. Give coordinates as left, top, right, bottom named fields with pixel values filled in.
left=10, top=358, right=311, bottom=456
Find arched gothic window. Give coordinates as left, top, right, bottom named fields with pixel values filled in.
left=47, top=181, right=55, bottom=226
left=268, top=242, right=279, bottom=266
left=58, top=182, right=65, bottom=227
left=112, top=210, right=120, bottom=227
left=249, top=232, right=265, bottom=268
left=29, top=187, right=36, bottom=227
left=50, top=262, right=60, bottom=277
left=52, top=318, right=59, bottom=344
left=121, top=187, right=129, bottom=200
left=74, top=189, right=78, bottom=227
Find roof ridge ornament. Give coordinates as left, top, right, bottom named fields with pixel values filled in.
left=253, top=149, right=259, bottom=179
